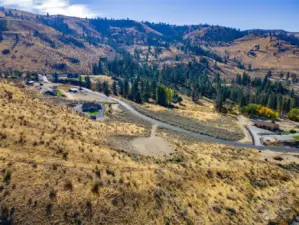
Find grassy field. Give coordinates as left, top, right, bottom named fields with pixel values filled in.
left=127, top=97, right=245, bottom=141
left=56, top=89, right=62, bottom=97
left=0, top=80, right=298, bottom=224
left=88, top=111, right=99, bottom=116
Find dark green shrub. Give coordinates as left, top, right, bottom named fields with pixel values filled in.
left=3, top=170, right=11, bottom=184
left=92, top=182, right=99, bottom=193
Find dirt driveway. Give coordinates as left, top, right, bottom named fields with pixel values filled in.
left=131, top=124, right=174, bottom=156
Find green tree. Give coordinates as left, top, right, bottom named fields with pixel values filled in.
left=112, top=81, right=118, bottom=95
left=25, top=72, right=31, bottom=81
left=290, top=98, right=296, bottom=111
left=267, top=94, right=277, bottom=110
left=290, top=88, right=295, bottom=97
left=33, top=72, right=39, bottom=82
left=53, top=73, right=59, bottom=83
left=98, top=62, right=104, bottom=74
left=240, top=95, right=247, bottom=107
left=156, top=84, right=167, bottom=106
left=289, top=108, right=299, bottom=121
left=192, top=88, right=200, bottom=103
left=130, top=80, right=143, bottom=103
left=118, top=80, right=124, bottom=96
left=79, top=76, right=83, bottom=87
left=283, top=98, right=291, bottom=114
left=92, top=64, right=98, bottom=75
left=215, top=89, right=224, bottom=111
left=85, top=76, right=91, bottom=89
left=166, top=88, right=173, bottom=105
left=124, top=79, right=130, bottom=98
left=156, top=84, right=173, bottom=107
left=277, top=95, right=283, bottom=115
left=151, top=80, right=157, bottom=100
left=143, top=81, right=151, bottom=102
left=103, top=81, right=110, bottom=96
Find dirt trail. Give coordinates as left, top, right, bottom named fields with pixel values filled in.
left=237, top=115, right=253, bottom=144
left=151, top=124, right=158, bottom=137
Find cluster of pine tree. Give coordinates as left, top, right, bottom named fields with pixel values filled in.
left=94, top=77, right=172, bottom=106
left=92, top=54, right=215, bottom=100
left=37, top=15, right=73, bottom=36
left=217, top=72, right=299, bottom=115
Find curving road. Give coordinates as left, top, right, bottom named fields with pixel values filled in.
left=83, top=87, right=299, bottom=153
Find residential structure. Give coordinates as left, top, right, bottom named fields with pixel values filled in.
left=253, top=120, right=279, bottom=131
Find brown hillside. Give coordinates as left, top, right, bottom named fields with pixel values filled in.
left=0, top=81, right=299, bottom=224
left=0, top=14, right=117, bottom=73
left=214, top=36, right=299, bottom=77
left=0, top=8, right=299, bottom=81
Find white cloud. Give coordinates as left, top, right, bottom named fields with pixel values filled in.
left=0, top=0, right=96, bottom=18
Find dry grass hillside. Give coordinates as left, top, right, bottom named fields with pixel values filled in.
left=0, top=80, right=299, bottom=224
left=1, top=8, right=299, bottom=81
left=0, top=8, right=118, bottom=74
left=0, top=17, right=117, bottom=74
left=214, top=36, right=299, bottom=77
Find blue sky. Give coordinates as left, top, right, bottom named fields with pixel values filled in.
left=0, top=0, right=298, bottom=31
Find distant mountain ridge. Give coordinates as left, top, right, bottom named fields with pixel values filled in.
left=0, top=7, right=299, bottom=79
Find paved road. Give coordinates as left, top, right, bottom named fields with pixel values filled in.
left=247, top=125, right=274, bottom=146
left=81, top=87, right=299, bottom=153
left=262, top=133, right=299, bottom=143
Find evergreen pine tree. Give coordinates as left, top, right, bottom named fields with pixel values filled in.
left=290, top=88, right=295, bottom=97
left=151, top=80, right=157, bottom=100
left=33, top=73, right=39, bottom=82
left=92, top=64, right=98, bottom=75
left=79, top=76, right=83, bottom=87
left=118, top=80, right=124, bottom=96
left=26, top=72, right=31, bottom=81
left=239, top=95, right=247, bottom=107
left=215, top=87, right=224, bottom=111
left=85, top=76, right=91, bottom=89
left=112, top=81, right=118, bottom=95
left=277, top=95, right=283, bottom=115
left=143, top=81, right=151, bottom=102
left=290, top=98, right=296, bottom=111
left=124, top=79, right=130, bottom=98
left=103, top=81, right=110, bottom=96
left=52, top=73, right=59, bottom=83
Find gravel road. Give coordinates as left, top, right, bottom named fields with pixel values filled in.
left=71, top=86, right=299, bottom=153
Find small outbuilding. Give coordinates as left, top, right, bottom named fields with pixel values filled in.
left=253, top=120, right=279, bottom=131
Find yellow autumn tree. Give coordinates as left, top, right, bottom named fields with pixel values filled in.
left=258, top=107, right=278, bottom=119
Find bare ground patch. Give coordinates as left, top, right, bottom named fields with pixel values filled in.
left=108, top=125, right=174, bottom=157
